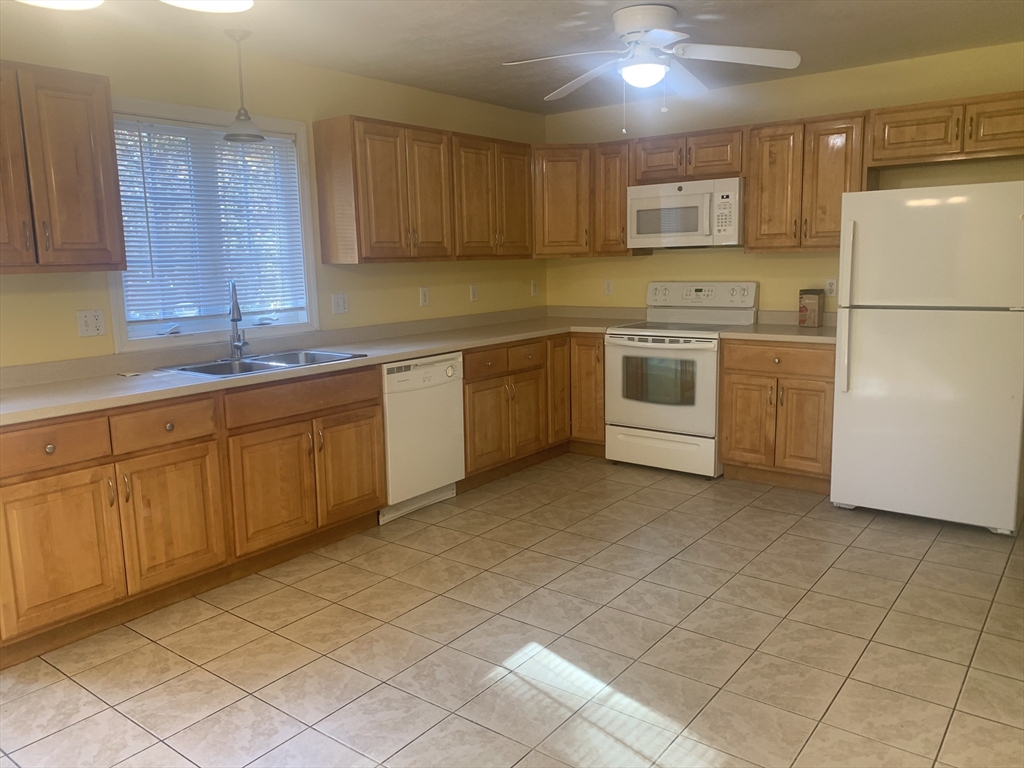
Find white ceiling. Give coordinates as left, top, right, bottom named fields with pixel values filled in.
left=25, top=0, right=1024, bottom=114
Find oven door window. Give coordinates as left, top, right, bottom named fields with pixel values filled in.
left=636, top=205, right=700, bottom=236
left=622, top=356, right=697, bottom=406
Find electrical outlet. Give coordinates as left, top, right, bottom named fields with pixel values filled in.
left=530, top=279, right=539, bottom=297
left=825, top=278, right=838, bottom=298
left=419, top=287, right=430, bottom=307
left=604, top=279, right=613, bottom=295
left=469, top=285, right=478, bottom=302
left=76, top=310, right=105, bottom=337
left=331, top=293, right=349, bottom=314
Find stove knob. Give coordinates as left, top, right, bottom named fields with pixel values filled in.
left=730, top=288, right=737, bottom=296
left=741, top=287, right=749, bottom=297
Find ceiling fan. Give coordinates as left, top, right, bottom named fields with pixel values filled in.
left=504, top=4, right=801, bottom=102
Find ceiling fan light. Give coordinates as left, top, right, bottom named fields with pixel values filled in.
left=14, top=0, right=103, bottom=9
left=160, top=0, right=253, bottom=12
left=619, top=62, right=668, bottom=89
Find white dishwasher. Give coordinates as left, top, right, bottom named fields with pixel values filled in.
left=380, top=352, right=466, bottom=523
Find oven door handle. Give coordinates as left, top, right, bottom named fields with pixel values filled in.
left=604, top=337, right=718, bottom=351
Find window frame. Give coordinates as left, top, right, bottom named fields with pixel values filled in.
left=107, top=98, right=319, bottom=353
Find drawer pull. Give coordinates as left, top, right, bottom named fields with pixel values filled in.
left=527, top=354, right=533, bottom=360
left=123, top=474, right=131, bottom=503
left=42, top=221, right=51, bottom=252
left=773, top=358, right=780, bottom=364
left=768, top=385, right=774, bottom=405
left=107, top=477, right=115, bottom=507
left=44, top=444, right=56, bottom=455
left=487, top=361, right=493, bottom=367
left=165, top=422, right=175, bottom=432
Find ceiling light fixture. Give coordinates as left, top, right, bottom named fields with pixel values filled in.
left=160, top=0, right=253, bottom=13
left=223, top=29, right=264, bottom=143
left=14, top=0, right=104, bottom=9
left=618, top=58, right=668, bottom=89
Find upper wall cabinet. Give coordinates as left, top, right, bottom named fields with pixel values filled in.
left=633, top=129, right=743, bottom=184
left=0, top=61, right=125, bottom=273
left=592, top=141, right=630, bottom=256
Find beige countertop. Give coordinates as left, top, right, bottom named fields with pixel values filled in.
left=0, top=316, right=835, bottom=426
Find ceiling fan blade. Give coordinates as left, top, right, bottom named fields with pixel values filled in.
left=544, top=58, right=622, bottom=101
left=636, top=28, right=687, bottom=49
left=503, top=50, right=627, bottom=66
left=665, top=59, right=709, bottom=97
left=674, top=44, right=801, bottom=69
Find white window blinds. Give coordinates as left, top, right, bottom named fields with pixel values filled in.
left=114, top=118, right=309, bottom=341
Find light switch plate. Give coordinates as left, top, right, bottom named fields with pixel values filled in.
left=604, top=279, right=613, bottom=295
left=419, top=287, right=430, bottom=307
left=530, top=279, right=539, bottom=297
left=825, top=279, right=838, bottom=297
left=77, top=310, right=106, bottom=337
left=469, top=285, right=478, bottom=302
left=331, top=293, right=349, bottom=314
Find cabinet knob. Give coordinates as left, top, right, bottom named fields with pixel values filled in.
left=44, top=444, right=56, bottom=455
left=773, top=358, right=780, bottom=364
left=527, top=354, right=533, bottom=360
left=486, top=361, right=492, bottom=366
left=165, top=422, right=175, bottom=432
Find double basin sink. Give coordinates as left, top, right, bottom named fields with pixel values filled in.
left=165, top=350, right=367, bottom=378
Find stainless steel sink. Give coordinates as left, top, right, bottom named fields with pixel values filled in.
left=163, top=349, right=367, bottom=378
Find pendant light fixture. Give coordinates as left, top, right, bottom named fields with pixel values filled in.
left=223, top=29, right=264, bottom=143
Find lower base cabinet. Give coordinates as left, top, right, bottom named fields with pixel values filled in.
left=465, top=377, right=514, bottom=474
left=315, top=406, right=387, bottom=527
left=570, top=335, right=605, bottom=443
left=510, top=368, right=548, bottom=458
left=547, top=335, right=571, bottom=444
left=774, top=377, right=834, bottom=476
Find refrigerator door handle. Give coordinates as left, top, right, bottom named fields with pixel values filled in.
left=837, top=308, right=850, bottom=393
left=839, top=221, right=855, bottom=307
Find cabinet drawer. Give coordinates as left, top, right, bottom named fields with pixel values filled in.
left=464, top=347, right=508, bottom=380
left=110, top=399, right=217, bottom=454
left=722, top=342, right=835, bottom=378
left=225, top=368, right=381, bottom=429
left=0, top=416, right=111, bottom=479
left=508, top=341, right=546, bottom=371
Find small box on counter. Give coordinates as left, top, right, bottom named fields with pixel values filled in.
left=799, top=289, right=825, bottom=327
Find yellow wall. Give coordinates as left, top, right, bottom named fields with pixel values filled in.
left=544, top=43, right=1024, bottom=313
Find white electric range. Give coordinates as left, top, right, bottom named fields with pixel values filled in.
left=604, top=281, right=758, bottom=477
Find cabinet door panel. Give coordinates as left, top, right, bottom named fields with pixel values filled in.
left=453, top=135, right=497, bottom=257
left=547, top=336, right=571, bottom=444
left=533, top=147, right=591, bottom=256
left=0, top=466, right=126, bottom=639
left=746, top=124, right=803, bottom=249
left=593, top=142, right=629, bottom=255
left=719, top=373, right=776, bottom=467
left=496, top=142, right=532, bottom=256
left=464, top=377, right=512, bottom=474
left=775, top=378, right=833, bottom=476
left=570, top=336, right=605, bottom=443
left=964, top=98, right=1024, bottom=154
left=117, top=443, right=226, bottom=595
left=314, top=406, right=387, bottom=527
left=406, top=128, right=452, bottom=258
left=685, top=131, right=743, bottom=178
left=229, top=422, right=317, bottom=556
left=511, top=368, right=547, bottom=458
left=17, top=66, right=124, bottom=267
left=633, top=135, right=685, bottom=183
left=801, top=116, right=863, bottom=248
left=869, top=105, right=965, bottom=161
left=354, top=121, right=410, bottom=259
left=0, top=64, right=36, bottom=267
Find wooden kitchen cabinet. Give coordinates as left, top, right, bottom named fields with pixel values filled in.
left=868, top=104, right=965, bottom=162
left=464, top=377, right=513, bottom=474
left=496, top=142, right=533, bottom=256
left=592, top=141, right=630, bottom=255
left=570, top=335, right=605, bottom=444
left=0, top=63, right=35, bottom=268
left=633, top=134, right=686, bottom=183
left=510, top=368, right=547, bottom=458
left=351, top=120, right=410, bottom=260
left=314, top=406, right=387, bottom=527
left=546, top=335, right=571, bottom=444
left=228, top=422, right=318, bottom=556
left=405, top=128, right=452, bottom=258
left=800, top=116, right=864, bottom=247
left=774, top=377, right=834, bottom=476
left=0, top=466, right=126, bottom=639
left=685, top=130, right=744, bottom=178
left=746, top=123, right=804, bottom=250
left=719, top=373, right=777, bottom=467
left=533, top=146, right=591, bottom=256
left=116, top=443, right=226, bottom=595
left=964, top=97, right=1024, bottom=154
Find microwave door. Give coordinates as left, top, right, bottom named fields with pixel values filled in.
left=630, top=193, right=712, bottom=247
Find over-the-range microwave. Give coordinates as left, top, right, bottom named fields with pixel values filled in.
left=627, top=177, right=742, bottom=248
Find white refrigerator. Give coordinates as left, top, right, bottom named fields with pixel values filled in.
left=831, top=181, right=1024, bottom=534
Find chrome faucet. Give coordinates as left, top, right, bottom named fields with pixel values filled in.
left=228, top=280, right=250, bottom=359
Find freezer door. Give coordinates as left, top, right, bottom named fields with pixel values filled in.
left=839, top=181, right=1024, bottom=309
left=832, top=308, right=1024, bottom=531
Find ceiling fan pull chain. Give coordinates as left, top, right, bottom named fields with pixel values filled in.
left=622, top=78, right=627, bottom=134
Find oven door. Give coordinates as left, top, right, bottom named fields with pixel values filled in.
left=604, top=335, right=719, bottom=437
left=627, top=189, right=712, bottom=248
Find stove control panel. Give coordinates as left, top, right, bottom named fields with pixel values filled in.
left=646, top=281, right=758, bottom=308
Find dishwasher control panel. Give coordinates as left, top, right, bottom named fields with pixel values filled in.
left=383, top=353, right=463, bottom=394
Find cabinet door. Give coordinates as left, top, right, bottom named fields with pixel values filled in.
left=746, top=124, right=804, bottom=250
left=116, top=443, right=226, bottom=595
left=0, top=64, right=36, bottom=267
left=719, top=373, right=777, bottom=467
left=406, top=128, right=452, bottom=258
left=592, top=142, right=629, bottom=256
left=0, top=466, right=126, bottom=639
left=547, top=335, right=571, bottom=444
left=868, top=105, right=965, bottom=162
left=228, top=422, right=317, bottom=556
left=314, top=406, right=387, bottom=528
left=511, top=368, right=547, bottom=458
left=570, top=336, right=605, bottom=443
left=353, top=120, right=410, bottom=260
left=684, top=131, right=743, bottom=178
left=964, top=97, right=1024, bottom=154
left=464, top=377, right=512, bottom=474
left=496, top=141, right=532, bottom=256
left=533, top=147, right=591, bottom=256
left=800, top=116, right=864, bottom=248
left=17, top=65, right=125, bottom=268
left=633, top=135, right=685, bottom=183
left=775, top=378, right=833, bottom=477
left=452, top=135, right=497, bottom=257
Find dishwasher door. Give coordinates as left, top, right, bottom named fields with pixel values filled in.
left=382, top=352, right=465, bottom=506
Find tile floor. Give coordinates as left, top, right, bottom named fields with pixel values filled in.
left=1, top=454, right=1022, bottom=768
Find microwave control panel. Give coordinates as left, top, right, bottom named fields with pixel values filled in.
left=714, top=191, right=739, bottom=243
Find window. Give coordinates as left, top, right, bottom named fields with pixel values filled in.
left=111, top=108, right=315, bottom=347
